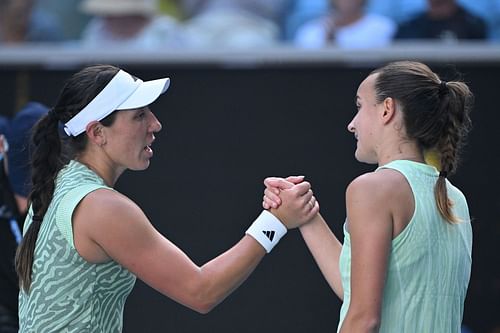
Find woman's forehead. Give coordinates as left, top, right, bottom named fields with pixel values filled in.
left=357, top=74, right=378, bottom=98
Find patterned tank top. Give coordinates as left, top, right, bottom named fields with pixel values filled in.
left=19, top=160, right=136, bottom=332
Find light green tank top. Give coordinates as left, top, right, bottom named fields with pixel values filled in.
left=338, top=160, right=472, bottom=332
left=19, top=160, right=136, bottom=332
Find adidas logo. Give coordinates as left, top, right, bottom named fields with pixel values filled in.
left=262, top=230, right=275, bottom=242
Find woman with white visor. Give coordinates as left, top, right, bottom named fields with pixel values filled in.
left=15, top=64, right=319, bottom=332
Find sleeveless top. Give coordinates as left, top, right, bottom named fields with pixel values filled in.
left=337, top=160, right=472, bottom=332
left=19, top=160, right=136, bottom=332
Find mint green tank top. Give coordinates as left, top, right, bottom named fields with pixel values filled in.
left=338, top=160, right=472, bottom=332
left=19, top=160, right=136, bottom=333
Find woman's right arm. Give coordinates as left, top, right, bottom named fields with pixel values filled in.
left=72, top=184, right=317, bottom=314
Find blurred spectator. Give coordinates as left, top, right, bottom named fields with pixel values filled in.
left=456, top=0, right=500, bottom=41
left=0, top=0, right=63, bottom=43
left=0, top=102, right=47, bottom=333
left=80, top=0, right=184, bottom=48
left=366, top=0, right=426, bottom=23
left=35, top=0, right=90, bottom=40
left=395, top=0, right=487, bottom=41
left=5, top=102, right=48, bottom=214
left=294, top=0, right=396, bottom=48
left=180, top=0, right=287, bottom=48
left=283, top=0, right=329, bottom=41
left=367, top=0, right=499, bottom=42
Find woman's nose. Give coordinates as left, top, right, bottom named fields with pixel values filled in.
left=149, top=112, right=162, bottom=132
left=347, top=120, right=355, bottom=133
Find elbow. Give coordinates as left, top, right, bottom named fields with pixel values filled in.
left=343, top=312, right=381, bottom=333
left=190, top=297, right=218, bottom=315
left=363, top=317, right=381, bottom=332
left=355, top=314, right=380, bottom=332
left=181, top=291, right=218, bottom=314
left=185, top=276, right=222, bottom=314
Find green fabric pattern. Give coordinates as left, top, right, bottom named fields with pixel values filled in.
left=19, top=160, right=136, bottom=332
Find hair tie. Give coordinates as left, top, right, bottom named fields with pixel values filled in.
left=32, top=215, right=43, bottom=223
left=439, top=81, right=448, bottom=94
left=439, top=171, right=448, bottom=178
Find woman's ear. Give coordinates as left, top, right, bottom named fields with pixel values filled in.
left=85, top=121, right=107, bottom=147
left=381, top=97, right=396, bottom=124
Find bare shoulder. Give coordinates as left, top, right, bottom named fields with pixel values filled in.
left=347, top=169, right=409, bottom=202
left=71, top=188, right=154, bottom=263
left=346, top=169, right=411, bottom=225
left=74, top=188, right=150, bottom=234
left=82, top=188, right=142, bottom=215
left=346, top=168, right=414, bottom=238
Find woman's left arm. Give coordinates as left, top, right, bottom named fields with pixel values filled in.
left=339, top=173, right=394, bottom=333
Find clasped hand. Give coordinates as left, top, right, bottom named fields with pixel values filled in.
left=262, top=176, right=319, bottom=229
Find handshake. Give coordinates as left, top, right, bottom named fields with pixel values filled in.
left=244, top=175, right=320, bottom=254
left=261, top=175, right=320, bottom=230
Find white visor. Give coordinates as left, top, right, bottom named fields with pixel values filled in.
left=64, top=69, right=170, bottom=136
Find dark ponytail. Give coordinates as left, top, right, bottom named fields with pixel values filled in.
left=371, top=61, right=472, bottom=224
left=16, top=113, right=62, bottom=290
left=434, top=81, right=472, bottom=223
left=16, top=64, right=120, bottom=291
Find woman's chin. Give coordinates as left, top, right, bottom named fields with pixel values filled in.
left=129, top=159, right=151, bottom=171
left=354, top=151, right=376, bottom=165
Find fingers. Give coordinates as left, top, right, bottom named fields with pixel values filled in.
left=264, top=177, right=294, bottom=190
left=285, top=175, right=305, bottom=184
left=277, top=182, right=312, bottom=205
left=300, top=195, right=320, bottom=223
left=292, top=181, right=311, bottom=196
left=263, top=188, right=281, bottom=209
left=294, top=188, right=319, bottom=219
left=300, top=189, right=314, bottom=206
left=280, top=186, right=315, bottom=211
left=262, top=176, right=297, bottom=210
left=263, top=196, right=277, bottom=209
left=306, top=192, right=315, bottom=209
left=262, top=177, right=319, bottom=223
left=306, top=200, right=320, bottom=220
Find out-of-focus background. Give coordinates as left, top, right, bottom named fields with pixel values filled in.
left=0, top=0, right=499, bottom=332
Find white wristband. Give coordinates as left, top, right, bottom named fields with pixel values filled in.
left=246, top=210, right=287, bottom=253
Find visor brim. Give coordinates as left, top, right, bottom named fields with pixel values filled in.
left=117, top=77, right=170, bottom=110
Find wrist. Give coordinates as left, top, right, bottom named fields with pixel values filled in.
left=246, top=210, right=287, bottom=253
left=299, top=212, right=321, bottom=231
left=268, top=207, right=284, bottom=224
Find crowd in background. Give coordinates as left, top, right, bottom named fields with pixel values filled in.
left=0, top=0, right=499, bottom=49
